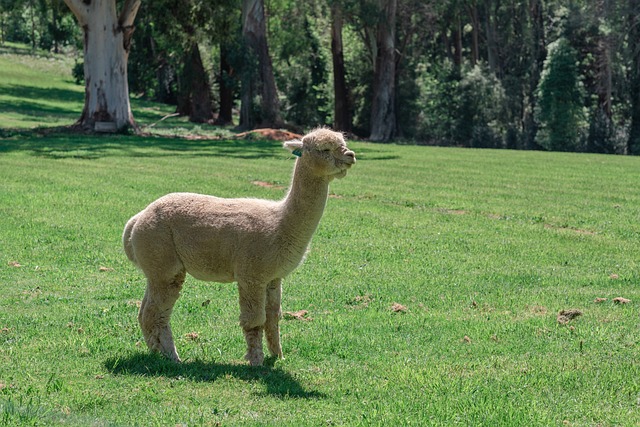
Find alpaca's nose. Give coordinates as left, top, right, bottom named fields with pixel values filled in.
left=344, top=150, right=356, bottom=165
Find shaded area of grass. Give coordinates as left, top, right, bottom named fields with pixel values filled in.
left=105, top=353, right=324, bottom=399
left=0, top=131, right=283, bottom=160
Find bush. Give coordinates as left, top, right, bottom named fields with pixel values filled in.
left=535, top=37, right=587, bottom=151
left=414, top=62, right=507, bottom=147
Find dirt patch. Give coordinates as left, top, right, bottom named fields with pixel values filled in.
left=283, top=310, right=312, bottom=321
left=347, top=294, right=373, bottom=309
left=438, top=209, right=467, bottom=215
left=185, top=332, right=200, bottom=341
left=391, top=302, right=408, bottom=313
left=543, top=224, right=597, bottom=235
left=236, top=128, right=302, bottom=141
left=613, top=297, right=631, bottom=304
left=557, top=309, right=583, bottom=324
left=528, top=305, right=548, bottom=316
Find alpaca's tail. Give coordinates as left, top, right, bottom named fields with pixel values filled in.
left=122, top=213, right=140, bottom=266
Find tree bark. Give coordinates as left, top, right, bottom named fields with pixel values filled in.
left=468, top=1, right=479, bottom=65
left=369, top=0, right=397, bottom=142
left=63, top=0, right=140, bottom=132
left=331, top=1, right=350, bottom=132
left=240, top=0, right=281, bottom=129
left=523, top=0, right=545, bottom=150
left=629, top=0, right=640, bottom=154
left=177, top=43, right=214, bottom=123
left=452, top=16, right=462, bottom=68
left=215, top=43, right=234, bottom=125
left=483, top=0, right=500, bottom=75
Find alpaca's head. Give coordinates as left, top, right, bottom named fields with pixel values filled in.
left=284, top=128, right=356, bottom=181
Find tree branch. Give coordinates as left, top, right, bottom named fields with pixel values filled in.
left=63, top=0, right=89, bottom=26
left=119, top=0, right=141, bottom=28
left=119, top=0, right=141, bottom=52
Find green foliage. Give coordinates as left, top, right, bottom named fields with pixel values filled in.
left=0, top=0, right=78, bottom=51
left=413, top=62, right=507, bottom=147
left=7, top=0, right=640, bottom=150
left=535, top=37, right=586, bottom=152
left=268, top=2, right=331, bottom=128
left=457, top=65, right=508, bottom=148
left=413, top=61, right=459, bottom=144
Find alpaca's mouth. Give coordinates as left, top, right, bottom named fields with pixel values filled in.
left=334, top=169, right=348, bottom=179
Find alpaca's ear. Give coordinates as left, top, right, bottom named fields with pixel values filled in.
left=284, top=140, right=304, bottom=157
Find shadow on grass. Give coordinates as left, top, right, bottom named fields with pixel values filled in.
left=0, top=129, right=401, bottom=162
left=0, top=130, right=284, bottom=160
left=104, top=352, right=325, bottom=399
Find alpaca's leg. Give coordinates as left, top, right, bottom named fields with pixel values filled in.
left=138, top=271, right=185, bottom=362
left=238, top=281, right=267, bottom=366
left=265, top=278, right=283, bottom=359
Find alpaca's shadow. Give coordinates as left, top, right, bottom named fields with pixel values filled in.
left=104, top=353, right=324, bottom=399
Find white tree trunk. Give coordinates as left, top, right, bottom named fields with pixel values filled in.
left=64, top=0, right=140, bottom=132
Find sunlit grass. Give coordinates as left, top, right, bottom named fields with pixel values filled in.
left=1, top=44, right=640, bottom=426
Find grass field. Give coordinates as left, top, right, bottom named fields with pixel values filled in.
left=2, top=45, right=640, bottom=426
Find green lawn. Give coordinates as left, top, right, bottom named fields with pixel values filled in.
left=2, top=45, right=640, bottom=426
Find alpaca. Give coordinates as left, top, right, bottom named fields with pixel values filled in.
left=122, top=128, right=356, bottom=366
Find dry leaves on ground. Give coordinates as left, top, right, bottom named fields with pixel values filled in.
left=613, top=297, right=631, bottom=304
left=283, top=310, right=312, bottom=321
left=236, top=128, right=302, bottom=141
left=391, top=302, right=408, bottom=313
left=185, top=332, right=199, bottom=341
left=557, top=309, right=583, bottom=324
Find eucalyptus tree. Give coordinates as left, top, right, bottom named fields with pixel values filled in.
left=63, top=0, right=140, bottom=132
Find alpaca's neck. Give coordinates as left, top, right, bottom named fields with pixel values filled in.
left=279, top=160, right=329, bottom=245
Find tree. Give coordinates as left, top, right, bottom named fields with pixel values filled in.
left=369, top=0, right=397, bottom=142
left=535, top=37, right=585, bottom=151
left=628, top=0, right=640, bottom=154
left=63, top=0, right=140, bottom=132
left=177, top=42, right=215, bottom=123
left=331, top=1, right=351, bottom=132
left=240, top=0, right=281, bottom=129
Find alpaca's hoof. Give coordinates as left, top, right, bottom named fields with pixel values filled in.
left=165, top=352, right=182, bottom=363
left=245, top=350, right=265, bottom=366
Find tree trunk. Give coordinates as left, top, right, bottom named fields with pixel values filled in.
left=483, top=0, right=500, bottom=75
left=629, top=0, right=640, bottom=154
left=240, top=0, right=281, bottom=129
left=468, top=1, right=480, bottom=65
left=452, top=16, right=462, bottom=68
left=369, top=0, right=397, bottom=142
left=177, top=43, right=214, bottom=123
left=598, top=0, right=613, bottom=118
left=331, top=1, right=350, bottom=133
left=63, top=0, right=140, bottom=132
left=215, top=43, right=234, bottom=125
left=52, top=3, right=59, bottom=54
left=523, top=0, right=545, bottom=150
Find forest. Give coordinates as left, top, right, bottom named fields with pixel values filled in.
left=3, top=0, right=640, bottom=154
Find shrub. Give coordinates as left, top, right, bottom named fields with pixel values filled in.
left=535, top=37, right=587, bottom=151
